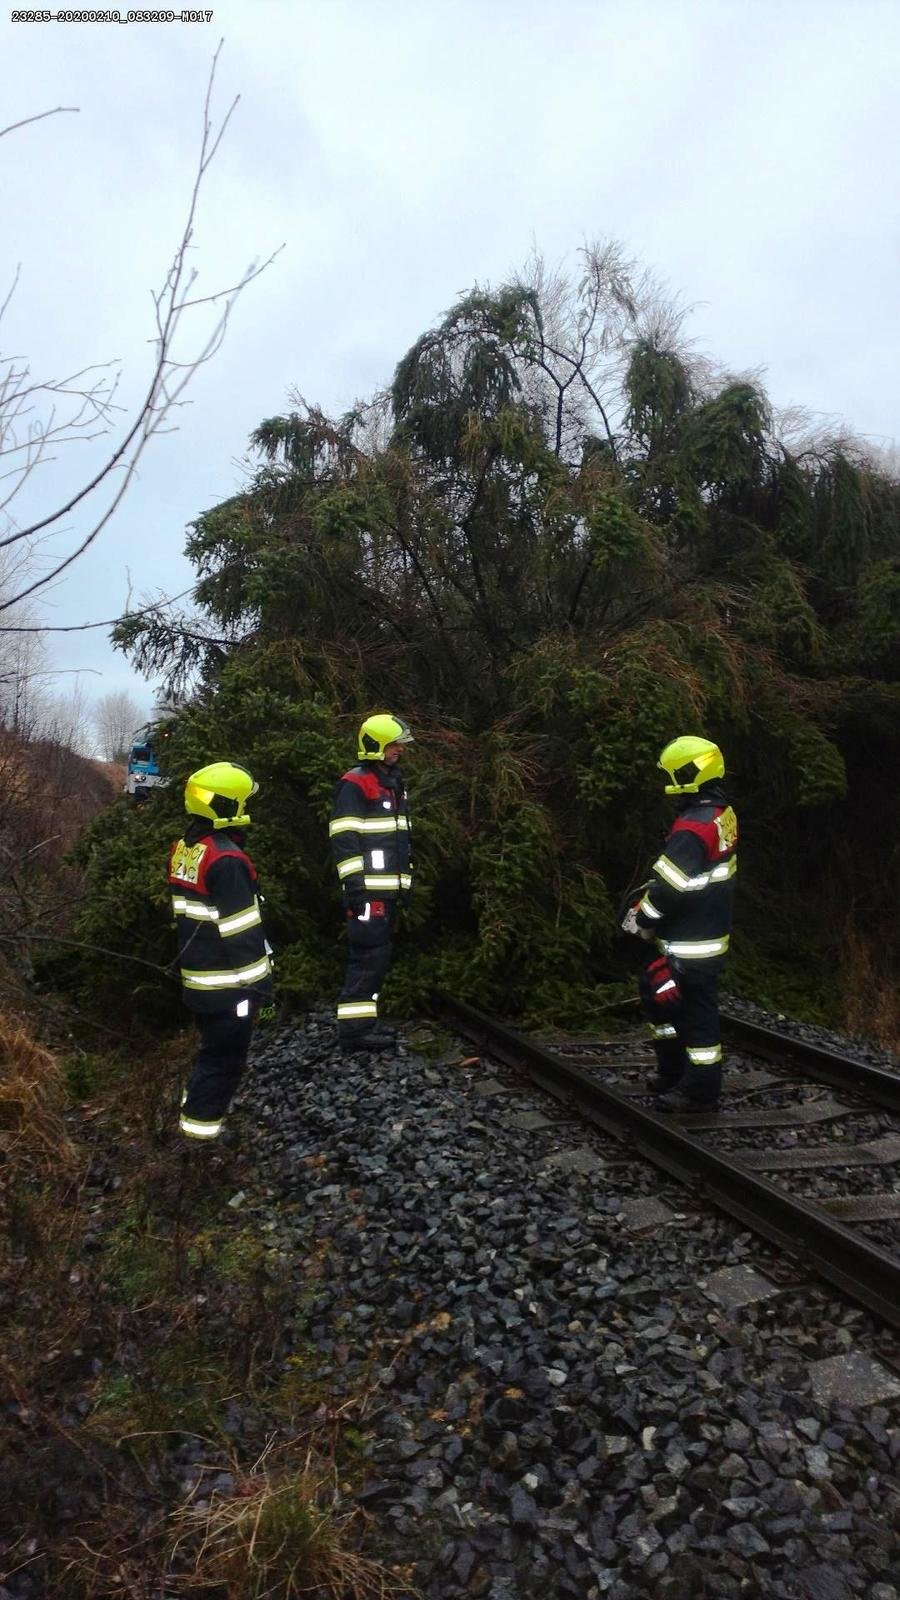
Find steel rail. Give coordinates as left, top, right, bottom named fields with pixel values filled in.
left=720, top=1007, right=900, bottom=1114
left=435, top=994, right=900, bottom=1332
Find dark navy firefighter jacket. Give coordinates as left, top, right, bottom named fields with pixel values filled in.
left=168, top=819, right=272, bottom=1014
left=328, top=762, right=413, bottom=905
left=634, top=784, right=738, bottom=973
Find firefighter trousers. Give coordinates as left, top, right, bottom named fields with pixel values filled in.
left=639, top=959, right=723, bottom=1103
left=336, top=900, right=396, bottom=1039
left=180, top=1005, right=255, bottom=1140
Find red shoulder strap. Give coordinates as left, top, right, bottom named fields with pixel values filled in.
left=169, top=832, right=254, bottom=894
left=341, top=768, right=383, bottom=800
left=671, top=806, right=738, bottom=860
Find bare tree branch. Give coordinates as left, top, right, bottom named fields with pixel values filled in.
left=0, top=583, right=198, bottom=633
left=0, top=264, right=21, bottom=327
left=0, top=666, right=102, bottom=680
left=0, top=46, right=283, bottom=612
left=0, top=106, right=79, bottom=140
left=0, top=930, right=179, bottom=980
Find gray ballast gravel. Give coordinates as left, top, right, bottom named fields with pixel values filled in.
left=234, top=1014, right=900, bottom=1600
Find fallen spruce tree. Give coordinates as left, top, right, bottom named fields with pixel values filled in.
left=57, top=243, right=900, bottom=1043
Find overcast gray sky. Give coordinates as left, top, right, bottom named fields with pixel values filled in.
left=2, top=0, right=899, bottom=724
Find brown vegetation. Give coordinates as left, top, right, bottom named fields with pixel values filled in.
left=839, top=920, right=900, bottom=1056
left=0, top=1010, right=75, bottom=1173
left=0, top=726, right=124, bottom=1038
left=0, top=1009, right=410, bottom=1600
left=167, top=1438, right=407, bottom=1600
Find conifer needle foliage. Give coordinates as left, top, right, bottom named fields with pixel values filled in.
left=66, top=244, right=900, bottom=1034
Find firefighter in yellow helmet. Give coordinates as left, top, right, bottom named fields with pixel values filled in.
left=329, top=714, right=414, bottom=1050
left=620, top=736, right=738, bottom=1110
left=168, top=762, right=273, bottom=1140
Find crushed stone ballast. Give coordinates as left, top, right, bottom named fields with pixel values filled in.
left=228, top=1011, right=900, bottom=1600
left=438, top=996, right=900, bottom=1332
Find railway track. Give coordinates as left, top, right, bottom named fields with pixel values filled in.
left=435, top=995, right=900, bottom=1331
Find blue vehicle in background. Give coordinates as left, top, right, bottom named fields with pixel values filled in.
left=125, top=724, right=170, bottom=799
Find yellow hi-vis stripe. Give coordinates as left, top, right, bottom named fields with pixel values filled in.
left=337, top=1000, right=378, bottom=1019
left=687, top=1044, right=722, bottom=1064
left=182, top=956, right=271, bottom=990
left=329, top=816, right=409, bottom=835
left=653, top=855, right=738, bottom=893
left=172, top=897, right=219, bottom=921
left=179, top=1113, right=223, bottom=1139
left=709, top=859, right=737, bottom=882
left=218, top=900, right=262, bottom=937
left=653, top=854, right=692, bottom=889
left=337, top=855, right=365, bottom=879
left=662, top=936, right=730, bottom=959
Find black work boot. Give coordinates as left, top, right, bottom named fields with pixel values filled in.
left=657, top=1066, right=722, bottom=1113
left=339, top=1027, right=397, bottom=1053
left=656, top=1090, right=720, bottom=1113
left=647, top=1073, right=684, bottom=1096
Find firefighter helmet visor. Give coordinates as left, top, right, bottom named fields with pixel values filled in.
left=658, top=736, right=725, bottom=795
left=185, top=761, right=258, bottom=828
left=357, top=713, right=414, bottom=761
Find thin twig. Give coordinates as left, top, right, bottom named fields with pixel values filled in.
left=0, top=47, right=280, bottom=609
left=0, top=583, right=197, bottom=633
left=0, top=106, right=79, bottom=140
left=0, top=931, right=180, bottom=979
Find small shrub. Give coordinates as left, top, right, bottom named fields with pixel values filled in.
left=0, top=1012, right=78, bottom=1265
left=62, top=1050, right=109, bottom=1101
left=168, top=1446, right=412, bottom=1599
left=0, top=1013, right=74, bottom=1167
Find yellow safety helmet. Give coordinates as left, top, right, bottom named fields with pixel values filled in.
left=658, top=736, right=725, bottom=795
left=357, top=713, right=414, bottom=761
left=185, top=761, right=258, bottom=829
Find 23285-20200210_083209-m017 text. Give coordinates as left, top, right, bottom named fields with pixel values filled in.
left=10, top=8, right=214, bottom=23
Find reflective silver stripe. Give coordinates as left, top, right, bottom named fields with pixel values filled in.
left=369, top=849, right=386, bottom=870
left=361, top=871, right=414, bottom=891
left=654, top=855, right=737, bottom=893
left=708, top=859, right=737, bottom=882
left=337, top=1000, right=378, bottom=1019
left=337, top=855, right=365, bottom=879
left=218, top=902, right=262, bottom=937
left=654, top=855, right=692, bottom=889
left=172, top=897, right=219, bottom=921
left=687, top=1044, right=722, bottom=1064
left=656, top=978, right=679, bottom=995
left=662, top=937, right=730, bottom=958
left=648, top=1023, right=678, bottom=1039
left=182, top=956, right=271, bottom=990
left=330, top=817, right=363, bottom=836
left=330, top=816, right=407, bottom=836
left=639, top=895, right=663, bottom=920
left=179, top=1114, right=223, bottom=1139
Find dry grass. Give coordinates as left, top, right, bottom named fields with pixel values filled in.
left=0, top=1008, right=75, bottom=1167
left=840, top=919, right=900, bottom=1056
left=167, top=1439, right=411, bottom=1600
left=0, top=1013, right=416, bottom=1600
left=0, top=1008, right=79, bottom=1267
left=55, top=1436, right=416, bottom=1600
